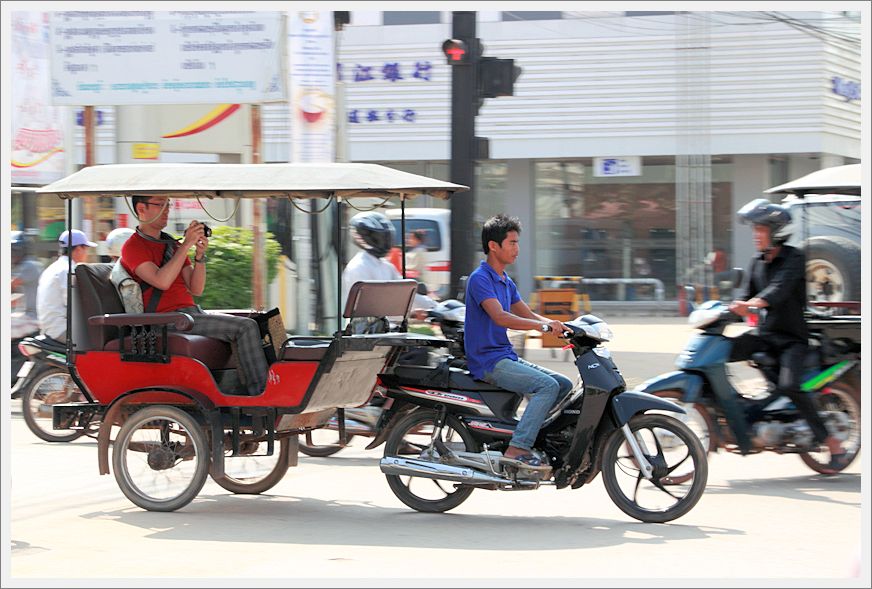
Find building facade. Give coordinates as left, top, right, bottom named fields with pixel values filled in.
left=60, top=10, right=862, bottom=301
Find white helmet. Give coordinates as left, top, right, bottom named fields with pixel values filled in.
left=105, top=227, right=135, bottom=258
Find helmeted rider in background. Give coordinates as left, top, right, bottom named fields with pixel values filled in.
left=339, top=211, right=436, bottom=432
left=728, top=198, right=846, bottom=471
left=103, top=227, right=135, bottom=262
left=342, top=211, right=435, bottom=334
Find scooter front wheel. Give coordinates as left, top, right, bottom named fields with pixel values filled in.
left=652, top=390, right=718, bottom=453
left=21, top=366, right=87, bottom=443
left=601, top=413, right=708, bottom=523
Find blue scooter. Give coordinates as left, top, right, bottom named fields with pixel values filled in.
left=637, top=300, right=860, bottom=475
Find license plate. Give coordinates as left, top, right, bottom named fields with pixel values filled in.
left=16, top=362, right=34, bottom=379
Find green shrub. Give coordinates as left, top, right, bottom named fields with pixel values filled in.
left=195, top=225, right=281, bottom=309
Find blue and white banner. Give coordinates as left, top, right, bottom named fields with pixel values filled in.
left=49, top=11, right=285, bottom=105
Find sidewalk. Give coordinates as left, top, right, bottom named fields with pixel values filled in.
left=521, top=316, right=694, bottom=362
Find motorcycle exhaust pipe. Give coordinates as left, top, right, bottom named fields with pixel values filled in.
left=380, top=456, right=514, bottom=486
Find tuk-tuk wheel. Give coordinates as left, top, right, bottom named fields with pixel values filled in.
left=211, top=433, right=291, bottom=494
left=112, top=405, right=210, bottom=512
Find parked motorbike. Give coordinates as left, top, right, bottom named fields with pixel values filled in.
left=298, top=298, right=467, bottom=457
left=638, top=300, right=861, bottom=474
left=371, top=315, right=708, bottom=523
left=12, top=335, right=91, bottom=442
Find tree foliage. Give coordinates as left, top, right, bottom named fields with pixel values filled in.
left=195, top=225, right=282, bottom=309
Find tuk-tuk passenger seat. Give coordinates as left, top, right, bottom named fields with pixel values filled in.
left=73, top=263, right=235, bottom=369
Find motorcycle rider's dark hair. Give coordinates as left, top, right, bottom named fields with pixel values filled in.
left=737, top=198, right=792, bottom=246
left=481, top=214, right=522, bottom=254
left=349, top=211, right=395, bottom=258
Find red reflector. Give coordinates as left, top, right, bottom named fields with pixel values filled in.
left=427, top=263, right=451, bottom=272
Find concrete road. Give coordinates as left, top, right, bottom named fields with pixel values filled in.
left=6, top=319, right=866, bottom=586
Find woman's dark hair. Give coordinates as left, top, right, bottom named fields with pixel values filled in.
left=481, top=214, right=521, bottom=254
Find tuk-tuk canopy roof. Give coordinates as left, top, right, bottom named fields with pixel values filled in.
left=765, top=163, right=861, bottom=197
left=36, top=163, right=468, bottom=200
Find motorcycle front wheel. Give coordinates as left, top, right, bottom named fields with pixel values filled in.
left=21, top=366, right=87, bottom=443
left=601, top=414, right=708, bottom=523
left=383, top=409, right=480, bottom=513
left=799, top=383, right=861, bottom=474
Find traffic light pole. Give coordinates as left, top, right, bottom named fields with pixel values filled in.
left=449, top=11, right=477, bottom=299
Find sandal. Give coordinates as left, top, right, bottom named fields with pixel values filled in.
left=819, top=451, right=851, bottom=475
left=499, top=453, right=551, bottom=472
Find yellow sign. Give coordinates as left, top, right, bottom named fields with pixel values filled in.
left=132, top=143, right=159, bottom=160
left=537, top=288, right=577, bottom=348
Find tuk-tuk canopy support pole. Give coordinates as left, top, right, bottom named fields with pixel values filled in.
left=251, top=104, right=265, bottom=310
left=83, top=106, right=97, bottom=263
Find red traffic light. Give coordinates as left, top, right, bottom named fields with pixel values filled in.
left=442, top=39, right=469, bottom=64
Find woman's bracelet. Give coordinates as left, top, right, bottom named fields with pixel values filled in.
left=194, top=255, right=207, bottom=264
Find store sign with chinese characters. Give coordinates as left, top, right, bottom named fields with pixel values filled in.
left=339, top=60, right=434, bottom=124
left=593, top=156, right=641, bottom=177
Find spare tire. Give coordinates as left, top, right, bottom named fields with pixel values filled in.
left=804, top=236, right=861, bottom=302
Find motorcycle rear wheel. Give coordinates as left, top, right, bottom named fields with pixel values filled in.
left=601, top=414, right=708, bottom=523
left=211, top=431, right=290, bottom=494
left=384, top=409, right=479, bottom=513
left=21, top=366, right=87, bottom=443
left=299, top=429, right=355, bottom=457
left=799, top=383, right=861, bottom=474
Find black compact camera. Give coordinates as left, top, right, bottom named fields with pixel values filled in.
left=202, top=223, right=212, bottom=238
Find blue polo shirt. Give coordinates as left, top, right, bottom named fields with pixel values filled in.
left=464, top=260, right=521, bottom=379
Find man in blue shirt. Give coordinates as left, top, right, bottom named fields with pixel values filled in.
left=464, top=215, right=573, bottom=470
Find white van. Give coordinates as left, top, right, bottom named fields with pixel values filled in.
left=385, top=207, right=452, bottom=299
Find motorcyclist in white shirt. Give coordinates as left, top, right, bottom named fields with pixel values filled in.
left=342, top=211, right=436, bottom=334
left=37, top=230, right=98, bottom=343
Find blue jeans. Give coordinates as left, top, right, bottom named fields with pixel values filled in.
left=483, top=357, right=574, bottom=451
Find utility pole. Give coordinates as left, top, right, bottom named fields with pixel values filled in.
left=448, top=11, right=478, bottom=299
left=444, top=12, right=522, bottom=298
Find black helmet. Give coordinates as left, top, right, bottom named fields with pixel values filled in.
left=737, top=198, right=792, bottom=245
left=349, top=211, right=395, bottom=257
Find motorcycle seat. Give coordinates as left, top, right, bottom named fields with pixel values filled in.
left=448, top=369, right=503, bottom=392
left=751, top=349, right=822, bottom=371
left=28, top=334, right=67, bottom=353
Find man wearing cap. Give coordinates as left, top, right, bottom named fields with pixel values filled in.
left=37, top=230, right=98, bottom=343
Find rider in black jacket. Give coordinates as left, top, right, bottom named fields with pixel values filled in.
left=728, top=198, right=845, bottom=470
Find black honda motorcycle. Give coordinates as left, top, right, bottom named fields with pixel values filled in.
left=371, top=314, right=709, bottom=523
left=12, top=335, right=90, bottom=442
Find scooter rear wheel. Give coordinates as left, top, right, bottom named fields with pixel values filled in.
left=21, top=366, right=86, bottom=443
left=799, top=383, right=861, bottom=475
